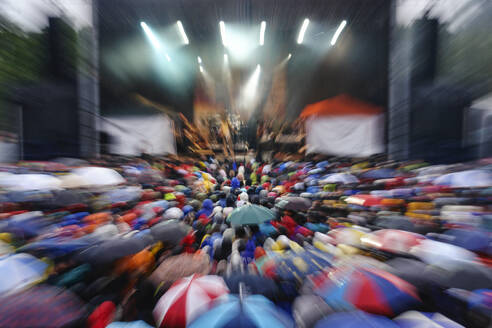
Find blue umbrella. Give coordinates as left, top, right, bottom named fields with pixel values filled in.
left=360, top=168, right=398, bottom=180
left=188, top=294, right=294, bottom=328
left=18, top=238, right=92, bottom=257
left=0, top=253, right=49, bottom=295
left=314, top=311, right=398, bottom=328
left=442, top=229, right=490, bottom=252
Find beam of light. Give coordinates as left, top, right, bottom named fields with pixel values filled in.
left=176, top=20, right=189, bottom=44
left=140, top=22, right=162, bottom=51
left=197, top=56, right=202, bottom=64
left=224, top=53, right=228, bottom=63
left=242, top=64, right=261, bottom=106
left=199, top=65, right=204, bottom=73
left=287, top=53, right=292, bottom=60
left=297, top=18, right=310, bottom=44
left=259, top=21, right=266, bottom=46
left=331, top=20, right=347, bottom=45
left=165, top=53, right=171, bottom=61
left=219, top=21, right=227, bottom=46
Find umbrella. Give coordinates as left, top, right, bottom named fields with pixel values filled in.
left=59, top=173, right=90, bottom=189
left=0, top=253, right=49, bottom=295
left=371, top=215, right=416, bottom=232
left=440, top=229, right=490, bottom=252
left=360, top=230, right=425, bottom=254
left=345, top=195, right=383, bottom=207
left=0, top=285, right=86, bottom=328
left=394, top=311, right=464, bottom=328
left=314, top=266, right=420, bottom=316
left=277, top=197, right=312, bottom=211
left=410, top=240, right=477, bottom=271
left=224, top=274, right=280, bottom=301
left=18, top=238, right=92, bottom=258
left=320, top=173, right=359, bottom=185
left=444, top=264, right=492, bottom=291
left=149, top=253, right=211, bottom=290
left=327, top=228, right=366, bottom=246
left=293, top=295, right=335, bottom=328
left=314, top=311, right=398, bottom=328
left=153, top=274, right=229, bottom=328
left=71, top=167, right=125, bottom=187
left=433, top=169, right=492, bottom=188
left=75, top=234, right=154, bottom=264
left=150, top=220, right=190, bottom=245
left=227, top=204, right=275, bottom=226
left=188, top=294, right=294, bottom=328
left=360, top=168, right=398, bottom=180
left=0, top=173, right=61, bottom=191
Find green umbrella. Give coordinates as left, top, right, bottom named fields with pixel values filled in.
left=227, top=204, right=275, bottom=226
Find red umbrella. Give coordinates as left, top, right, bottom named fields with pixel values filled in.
left=153, top=274, right=229, bottom=328
left=361, top=229, right=425, bottom=253
left=345, top=195, right=383, bottom=207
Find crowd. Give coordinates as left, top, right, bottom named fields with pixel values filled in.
left=0, top=155, right=491, bottom=327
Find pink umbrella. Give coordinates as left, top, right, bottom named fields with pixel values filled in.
left=361, top=229, right=425, bottom=253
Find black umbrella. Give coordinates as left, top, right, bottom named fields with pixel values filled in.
left=75, top=233, right=154, bottom=264
left=150, top=220, right=190, bottom=245
left=277, top=197, right=312, bottom=211
left=224, top=274, right=281, bottom=301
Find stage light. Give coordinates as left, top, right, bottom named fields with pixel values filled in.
left=331, top=20, right=347, bottom=45
left=176, top=20, right=189, bottom=44
left=199, top=65, right=204, bottom=73
left=287, top=53, right=292, bottom=60
left=141, top=22, right=162, bottom=50
left=219, top=21, right=227, bottom=46
left=165, top=53, right=171, bottom=62
left=197, top=56, right=202, bottom=64
left=297, top=18, right=310, bottom=44
left=259, top=21, right=266, bottom=46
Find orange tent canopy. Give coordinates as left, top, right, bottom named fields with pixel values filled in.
left=300, top=94, right=382, bottom=119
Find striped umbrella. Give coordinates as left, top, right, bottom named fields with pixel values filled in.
left=314, top=266, right=420, bottom=316
left=188, top=294, right=294, bottom=328
left=153, top=274, right=229, bottom=328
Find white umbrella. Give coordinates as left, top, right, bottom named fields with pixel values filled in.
left=320, top=173, right=359, bottom=185
left=71, top=167, right=125, bottom=187
left=433, top=169, right=492, bottom=188
left=59, top=173, right=90, bottom=189
left=410, top=239, right=477, bottom=271
left=0, top=253, right=49, bottom=295
left=0, top=173, right=61, bottom=191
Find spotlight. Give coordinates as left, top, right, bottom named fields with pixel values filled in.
left=259, top=21, right=266, bottom=46
left=219, top=21, right=227, bottom=46
left=331, top=20, right=347, bottom=45
left=297, top=18, right=310, bottom=44
left=176, top=20, right=189, bottom=45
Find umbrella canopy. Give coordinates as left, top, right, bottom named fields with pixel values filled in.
left=410, top=240, right=477, bottom=271
left=293, top=295, right=335, bottom=328
left=320, top=173, right=359, bottom=185
left=360, top=168, right=398, bottom=180
left=227, top=204, right=275, bottom=226
left=277, top=197, right=312, bottom=211
left=345, top=195, right=383, bottom=207
left=71, top=167, right=125, bottom=187
left=314, top=311, right=398, bottom=328
left=149, top=253, right=211, bottom=290
left=314, top=266, right=420, bottom=316
left=59, top=173, right=90, bottom=189
left=394, top=311, right=464, bottom=328
left=327, top=228, right=366, bottom=246
left=188, top=294, right=294, bottom=328
left=361, top=230, right=425, bottom=254
left=0, top=253, right=49, bottom=295
left=0, top=285, right=86, bottom=328
left=153, top=274, right=229, bottom=328
left=150, top=220, right=190, bottom=245
left=0, top=173, right=61, bottom=191
left=224, top=274, right=280, bottom=301
left=433, top=169, right=492, bottom=188
left=75, top=234, right=154, bottom=264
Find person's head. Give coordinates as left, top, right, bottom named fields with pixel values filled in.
left=235, top=226, right=246, bottom=239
